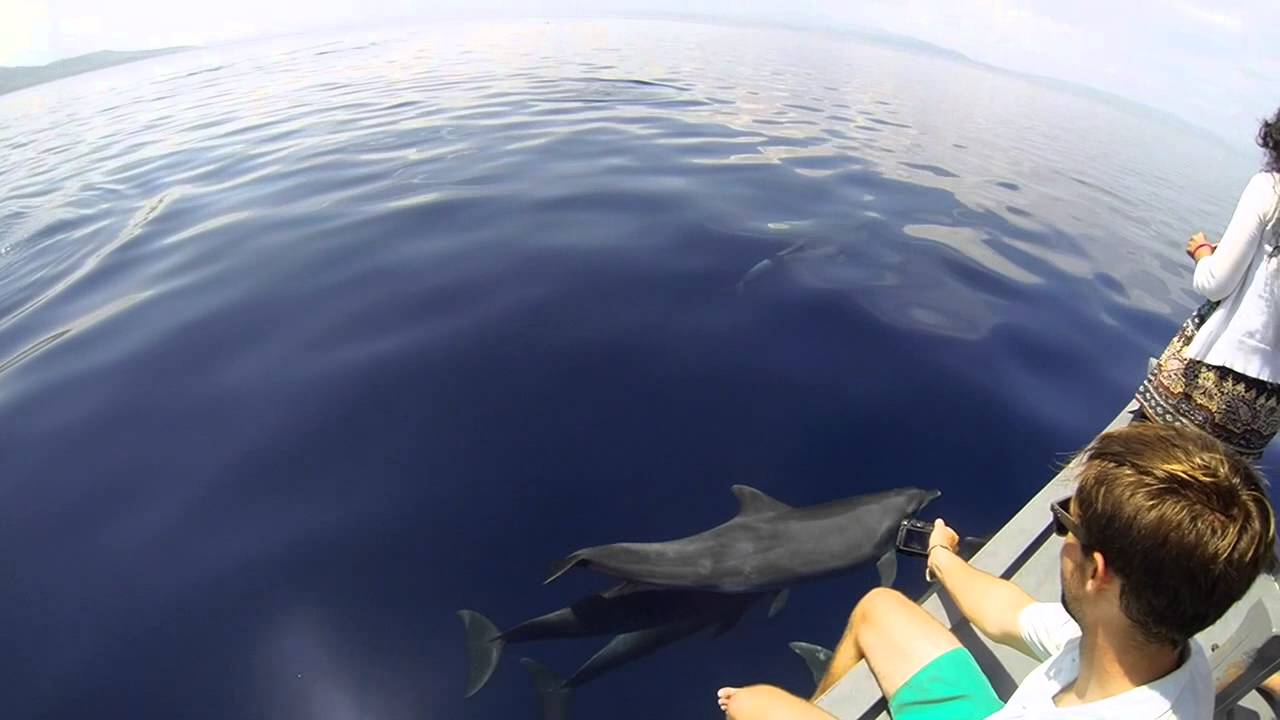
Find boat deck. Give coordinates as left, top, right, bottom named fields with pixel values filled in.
left=814, top=402, right=1280, bottom=720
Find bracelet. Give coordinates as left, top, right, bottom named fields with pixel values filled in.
left=1189, top=242, right=1213, bottom=257
left=924, top=544, right=952, bottom=582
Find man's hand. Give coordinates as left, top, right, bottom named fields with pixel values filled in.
left=926, top=519, right=960, bottom=581
left=929, top=518, right=959, bottom=554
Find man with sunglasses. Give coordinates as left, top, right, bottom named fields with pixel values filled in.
left=717, top=423, right=1276, bottom=719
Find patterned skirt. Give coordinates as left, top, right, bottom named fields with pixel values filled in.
left=1135, top=301, right=1280, bottom=460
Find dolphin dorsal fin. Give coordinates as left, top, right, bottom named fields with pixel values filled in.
left=731, top=485, right=791, bottom=516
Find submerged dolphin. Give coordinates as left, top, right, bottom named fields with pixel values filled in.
left=459, top=584, right=787, bottom=697
left=561, top=594, right=755, bottom=687
left=736, top=240, right=849, bottom=295
left=515, top=599, right=768, bottom=720
left=545, top=485, right=941, bottom=593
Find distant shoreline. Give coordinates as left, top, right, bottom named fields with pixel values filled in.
left=0, top=47, right=195, bottom=96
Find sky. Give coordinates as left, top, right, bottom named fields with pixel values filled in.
left=2, top=0, right=1277, bottom=150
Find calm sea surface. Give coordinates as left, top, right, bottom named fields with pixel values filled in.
left=0, top=19, right=1264, bottom=720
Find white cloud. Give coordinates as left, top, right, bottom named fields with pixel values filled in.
left=0, top=0, right=51, bottom=65
left=1174, top=2, right=1244, bottom=31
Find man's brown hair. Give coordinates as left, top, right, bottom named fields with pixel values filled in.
left=1074, top=422, right=1276, bottom=646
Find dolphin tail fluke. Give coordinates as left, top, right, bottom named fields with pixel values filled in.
left=544, top=553, right=584, bottom=585
left=458, top=610, right=505, bottom=698
left=788, top=641, right=834, bottom=688
left=520, top=657, right=572, bottom=720
left=876, top=547, right=897, bottom=588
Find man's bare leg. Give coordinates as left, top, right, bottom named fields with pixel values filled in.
left=811, top=606, right=865, bottom=700
left=716, top=589, right=966, bottom=719
left=812, top=588, right=964, bottom=702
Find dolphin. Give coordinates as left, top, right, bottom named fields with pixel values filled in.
left=545, top=485, right=941, bottom=593
left=564, top=599, right=750, bottom=687
left=735, top=239, right=809, bottom=294
left=459, top=584, right=787, bottom=697
left=736, top=241, right=849, bottom=294
left=516, top=601, right=761, bottom=720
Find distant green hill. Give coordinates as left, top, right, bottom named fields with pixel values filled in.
left=0, top=48, right=195, bottom=95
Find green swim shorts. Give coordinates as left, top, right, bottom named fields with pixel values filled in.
left=887, top=647, right=1005, bottom=720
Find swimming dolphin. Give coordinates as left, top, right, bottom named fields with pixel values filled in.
left=545, top=485, right=941, bottom=593
left=563, top=596, right=753, bottom=687
left=515, top=601, right=763, bottom=720
left=736, top=240, right=849, bottom=295
left=459, top=584, right=788, bottom=696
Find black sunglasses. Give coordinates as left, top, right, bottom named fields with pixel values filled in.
left=1050, top=496, right=1089, bottom=546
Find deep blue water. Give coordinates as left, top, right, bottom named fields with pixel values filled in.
left=0, top=19, right=1265, bottom=720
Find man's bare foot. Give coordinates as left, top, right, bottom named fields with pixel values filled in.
left=717, top=687, right=742, bottom=712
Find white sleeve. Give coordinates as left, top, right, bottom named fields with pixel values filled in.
left=1193, top=173, right=1280, bottom=301
left=1017, top=602, right=1081, bottom=661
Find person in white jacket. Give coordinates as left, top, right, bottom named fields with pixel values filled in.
left=1135, top=107, right=1280, bottom=459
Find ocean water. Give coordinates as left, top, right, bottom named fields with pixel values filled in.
left=0, top=18, right=1263, bottom=720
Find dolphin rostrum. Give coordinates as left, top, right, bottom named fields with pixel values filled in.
left=545, top=485, right=941, bottom=593
left=459, top=584, right=785, bottom=697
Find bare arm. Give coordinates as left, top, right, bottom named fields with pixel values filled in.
left=927, top=520, right=1036, bottom=655
left=1192, top=173, right=1279, bottom=301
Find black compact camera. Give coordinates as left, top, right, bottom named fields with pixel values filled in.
left=895, top=518, right=933, bottom=557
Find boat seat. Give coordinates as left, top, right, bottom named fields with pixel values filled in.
left=1209, top=571, right=1280, bottom=716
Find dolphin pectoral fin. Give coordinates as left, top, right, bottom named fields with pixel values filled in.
left=777, top=240, right=807, bottom=257
left=544, top=553, right=584, bottom=585
left=458, top=610, right=506, bottom=698
left=958, top=535, right=990, bottom=561
left=876, top=548, right=897, bottom=588
left=519, top=658, right=572, bottom=720
left=788, top=642, right=834, bottom=688
left=730, top=485, right=793, bottom=517
left=599, top=580, right=659, bottom=598
left=737, top=258, right=776, bottom=295
left=768, top=589, right=790, bottom=619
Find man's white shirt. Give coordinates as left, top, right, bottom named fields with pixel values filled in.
left=984, top=603, right=1212, bottom=719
